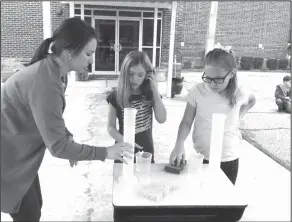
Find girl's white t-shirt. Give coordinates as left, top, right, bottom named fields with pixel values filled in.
left=187, top=82, right=250, bottom=162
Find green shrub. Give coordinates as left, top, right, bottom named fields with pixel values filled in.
left=240, top=56, right=254, bottom=70
left=253, top=57, right=264, bottom=69
left=278, top=59, right=288, bottom=70
left=266, top=59, right=278, bottom=70
left=75, top=71, right=89, bottom=81
left=235, top=56, right=240, bottom=68
left=183, top=61, right=192, bottom=69
left=193, top=57, right=204, bottom=69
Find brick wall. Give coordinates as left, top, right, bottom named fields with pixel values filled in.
left=0, top=1, right=71, bottom=61
left=215, top=1, right=290, bottom=59
left=173, top=2, right=184, bottom=62
left=161, top=1, right=211, bottom=64
left=161, top=1, right=189, bottom=64
left=1, top=1, right=43, bottom=61
left=177, top=1, right=290, bottom=62
left=181, top=1, right=210, bottom=59
left=51, top=1, right=70, bottom=33
left=1, top=1, right=289, bottom=65
left=56, top=1, right=290, bottom=62
left=161, top=8, right=171, bottom=64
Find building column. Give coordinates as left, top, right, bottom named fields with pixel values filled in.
left=205, top=1, right=218, bottom=55
left=166, top=1, right=177, bottom=98
left=152, top=7, right=158, bottom=67
left=42, top=1, right=51, bottom=40
left=81, top=3, right=84, bottom=20
left=69, top=2, right=74, bottom=18
left=69, top=2, right=76, bottom=86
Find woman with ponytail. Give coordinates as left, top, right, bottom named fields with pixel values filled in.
left=1, top=18, right=134, bottom=221
left=27, top=37, right=54, bottom=66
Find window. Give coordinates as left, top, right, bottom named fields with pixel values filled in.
left=93, top=10, right=116, bottom=16
left=143, top=11, right=162, bottom=18
left=142, top=48, right=160, bottom=67
left=143, top=19, right=154, bottom=46
left=74, top=9, right=81, bottom=15
left=157, top=19, right=161, bottom=47
left=143, top=12, right=154, bottom=17
left=84, top=10, right=91, bottom=16
left=84, top=17, right=92, bottom=26
left=119, top=11, right=141, bottom=17
left=142, top=19, right=162, bottom=47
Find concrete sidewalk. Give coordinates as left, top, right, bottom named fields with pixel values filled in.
left=1, top=79, right=290, bottom=221
left=236, top=138, right=290, bottom=221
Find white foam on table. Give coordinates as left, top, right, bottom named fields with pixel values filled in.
left=139, top=181, right=179, bottom=202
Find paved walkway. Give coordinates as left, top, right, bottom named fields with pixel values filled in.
left=1, top=76, right=290, bottom=221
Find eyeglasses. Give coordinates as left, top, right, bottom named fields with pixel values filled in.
left=201, top=71, right=231, bottom=84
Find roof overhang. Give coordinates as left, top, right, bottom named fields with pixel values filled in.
left=61, top=1, right=172, bottom=9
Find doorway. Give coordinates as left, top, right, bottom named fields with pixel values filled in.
left=94, top=17, right=141, bottom=75
left=73, top=6, right=163, bottom=75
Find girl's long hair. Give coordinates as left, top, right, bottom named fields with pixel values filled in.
left=204, top=48, right=240, bottom=107
left=117, top=50, right=153, bottom=109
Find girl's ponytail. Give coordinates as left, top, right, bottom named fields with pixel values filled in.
left=28, top=37, right=54, bottom=66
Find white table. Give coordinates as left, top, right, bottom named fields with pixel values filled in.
left=112, top=163, right=247, bottom=222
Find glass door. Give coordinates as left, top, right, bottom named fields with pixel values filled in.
left=117, top=19, right=141, bottom=71
left=93, top=17, right=142, bottom=74
left=94, top=18, right=117, bottom=74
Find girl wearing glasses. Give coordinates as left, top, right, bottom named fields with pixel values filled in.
left=169, top=48, right=256, bottom=184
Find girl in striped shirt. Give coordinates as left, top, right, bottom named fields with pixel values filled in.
left=106, top=50, right=167, bottom=163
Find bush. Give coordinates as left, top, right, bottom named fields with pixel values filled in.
left=240, top=56, right=254, bottom=70
left=278, top=59, right=289, bottom=70
left=235, top=56, right=240, bottom=68
left=75, top=70, right=89, bottom=81
left=266, top=59, right=278, bottom=70
left=182, top=61, right=192, bottom=69
left=193, top=57, right=204, bottom=69
left=253, top=57, right=264, bottom=69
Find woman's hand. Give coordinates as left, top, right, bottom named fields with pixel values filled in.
left=69, top=159, right=78, bottom=167
left=106, top=142, right=134, bottom=164
left=68, top=136, right=78, bottom=168
left=70, top=141, right=136, bottom=166
left=169, top=141, right=186, bottom=167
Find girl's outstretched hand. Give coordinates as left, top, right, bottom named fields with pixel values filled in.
left=169, top=143, right=186, bottom=167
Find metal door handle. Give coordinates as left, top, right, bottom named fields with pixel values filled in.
left=111, top=43, right=122, bottom=52
left=110, top=43, right=116, bottom=51
left=118, top=44, right=122, bottom=51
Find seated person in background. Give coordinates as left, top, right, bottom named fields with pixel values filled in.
left=275, top=75, right=291, bottom=113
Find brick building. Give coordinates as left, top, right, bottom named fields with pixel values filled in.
left=1, top=1, right=290, bottom=74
